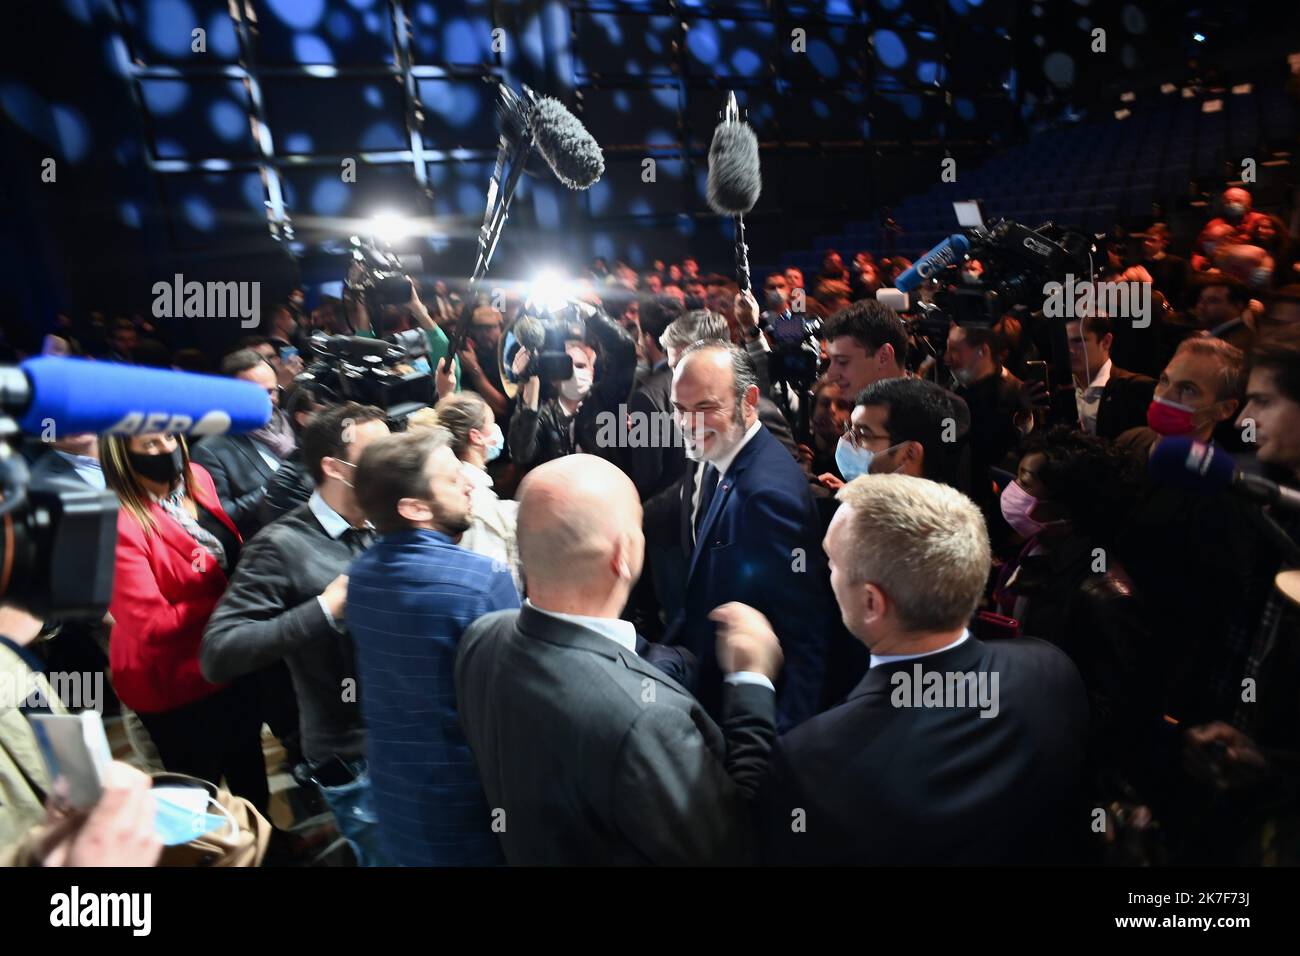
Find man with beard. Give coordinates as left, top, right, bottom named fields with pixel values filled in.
left=665, top=342, right=835, bottom=731
left=458, top=304, right=510, bottom=421
left=192, top=349, right=297, bottom=538
left=346, top=428, right=520, bottom=865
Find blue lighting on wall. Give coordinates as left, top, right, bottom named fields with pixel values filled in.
left=731, top=48, right=763, bottom=77
left=456, top=184, right=481, bottom=216
left=241, top=173, right=266, bottom=212
left=294, top=34, right=334, bottom=64
left=119, top=201, right=142, bottom=229
left=207, top=12, right=239, bottom=58
left=182, top=194, right=216, bottom=232
left=62, top=0, right=93, bottom=25
left=266, top=0, right=326, bottom=31
left=311, top=177, right=349, bottom=216
left=874, top=30, right=908, bottom=69
left=359, top=120, right=403, bottom=150
left=146, top=0, right=197, bottom=58
left=141, top=80, right=188, bottom=116
left=209, top=100, right=246, bottom=142
left=686, top=22, right=720, bottom=63
left=325, top=10, right=355, bottom=41
left=51, top=105, right=91, bottom=163
left=808, top=39, right=840, bottom=79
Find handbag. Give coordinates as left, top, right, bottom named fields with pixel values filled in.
left=152, top=772, right=271, bottom=868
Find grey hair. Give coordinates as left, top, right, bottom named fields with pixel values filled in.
left=661, top=309, right=730, bottom=351
left=679, top=340, right=758, bottom=406
left=1173, top=336, right=1245, bottom=401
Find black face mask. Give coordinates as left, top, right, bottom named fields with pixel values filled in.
left=127, top=446, right=185, bottom=484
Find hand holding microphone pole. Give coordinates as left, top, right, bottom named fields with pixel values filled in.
left=706, top=92, right=762, bottom=293
left=447, top=86, right=605, bottom=375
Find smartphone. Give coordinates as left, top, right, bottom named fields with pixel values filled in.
left=279, top=346, right=299, bottom=362
left=1024, top=360, right=1050, bottom=390
left=29, top=711, right=114, bottom=811
left=309, top=755, right=358, bottom=789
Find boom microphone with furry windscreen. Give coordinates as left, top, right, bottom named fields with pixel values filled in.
left=444, top=84, right=606, bottom=373
left=533, top=96, right=605, bottom=189
left=706, top=91, right=763, bottom=292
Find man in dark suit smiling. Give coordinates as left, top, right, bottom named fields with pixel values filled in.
left=666, top=341, right=835, bottom=731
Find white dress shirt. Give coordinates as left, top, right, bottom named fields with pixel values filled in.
left=252, top=443, right=282, bottom=472
left=309, top=491, right=357, bottom=631
left=525, top=600, right=774, bottom=692
left=691, top=419, right=763, bottom=538
left=525, top=599, right=637, bottom=653
left=1073, top=358, right=1112, bottom=435
left=53, top=451, right=106, bottom=490
left=869, top=629, right=971, bottom=670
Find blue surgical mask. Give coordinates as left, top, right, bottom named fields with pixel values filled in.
left=483, top=423, right=505, bottom=463
left=835, top=436, right=874, bottom=481
left=153, top=787, right=236, bottom=846
left=836, top=436, right=908, bottom=481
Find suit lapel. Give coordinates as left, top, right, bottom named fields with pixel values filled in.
left=517, top=604, right=695, bottom=701
left=232, top=435, right=274, bottom=481
left=679, top=461, right=697, bottom=559
left=151, top=500, right=208, bottom=569
left=52, top=455, right=80, bottom=481
left=615, top=645, right=695, bottom=701
left=686, top=471, right=737, bottom=583
left=685, top=428, right=765, bottom=583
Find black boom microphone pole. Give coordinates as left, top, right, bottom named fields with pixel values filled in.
left=706, top=91, right=762, bottom=293
left=443, top=85, right=605, bottom=372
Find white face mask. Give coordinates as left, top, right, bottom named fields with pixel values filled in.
left=560, top=367, right=593, bottom=402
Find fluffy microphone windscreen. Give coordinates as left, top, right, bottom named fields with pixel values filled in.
left=512, top=315, right=546, bottom=354
left=706, top=121, right=761, bottom=215
left=533, top=97, right=605, bottom=190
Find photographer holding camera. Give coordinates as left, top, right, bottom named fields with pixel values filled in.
left=506, top=306, right=637, bottom=471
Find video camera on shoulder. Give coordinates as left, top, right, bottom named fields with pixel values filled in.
left=344, top=235, right=413, bottom=308
left=499, top=287, right=603, bottom=398
left=294, top=330, right=434, bottom=424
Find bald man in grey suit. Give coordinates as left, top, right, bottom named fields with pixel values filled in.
left=455, top=455, right=781, bottom=865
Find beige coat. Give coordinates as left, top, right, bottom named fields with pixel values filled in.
left=0, top=641, right=67, bottom=861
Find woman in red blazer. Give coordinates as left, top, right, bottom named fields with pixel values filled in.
left=99, top=431, right=267, bottom=811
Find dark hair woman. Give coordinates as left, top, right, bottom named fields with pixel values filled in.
left=99, top=432, right=267, bottom=811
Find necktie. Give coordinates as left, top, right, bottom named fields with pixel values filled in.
left=693, top=464, right=720, bottom=544
left=341, top=527, right=372, bottom=555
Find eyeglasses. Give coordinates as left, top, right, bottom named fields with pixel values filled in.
left=841, top=422, right=893, bottom=448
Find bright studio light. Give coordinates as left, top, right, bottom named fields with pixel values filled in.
left=529, top=269, right=572, bottom=313
left=370, top=211, right=415, bottom=243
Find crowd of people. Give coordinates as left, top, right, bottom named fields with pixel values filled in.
left=3, top=184, right=1300, bottom=866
